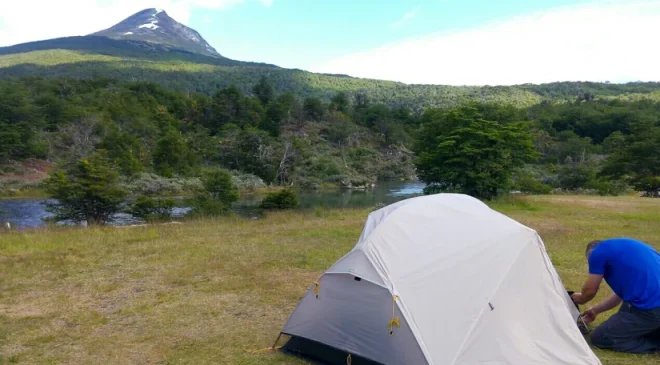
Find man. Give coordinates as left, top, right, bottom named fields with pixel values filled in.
left=571, top=237, right=660, bottom=354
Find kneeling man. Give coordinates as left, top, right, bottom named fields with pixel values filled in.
left=572, top=237, right=660, bottom=354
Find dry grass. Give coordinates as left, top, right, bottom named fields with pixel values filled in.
left=1, top=196, right=659, bottom=364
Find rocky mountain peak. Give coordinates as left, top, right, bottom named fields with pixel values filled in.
left=92, top=8, right=221, bottom=58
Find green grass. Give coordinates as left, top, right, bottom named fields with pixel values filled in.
left=1, top=195, right=659, bottom=364
left=0, top=189, right=48, bottom=200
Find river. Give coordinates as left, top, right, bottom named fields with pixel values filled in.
left=0, top=180, right=425, bottom=230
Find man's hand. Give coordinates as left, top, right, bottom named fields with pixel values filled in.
left=571, top=292, right=584, bottom=304
left=574, top=274, right=604, bottom=305
left=581, top=308, right=598, bottom=324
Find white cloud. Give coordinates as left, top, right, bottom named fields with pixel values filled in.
left=0, top=0, right=271, bottom=47
left=186, top=0, right=244, bottom=9
left=311, top=1, right=660, bottom=86
left=391, top=6, right=420, bottom=29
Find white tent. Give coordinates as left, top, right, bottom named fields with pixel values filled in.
left=277, top=193, right=602, bottom=365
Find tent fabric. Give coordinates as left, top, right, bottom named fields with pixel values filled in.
left=282, top=335, right=383, bottom=365
left=279, top=193, right=602, bottom=365
left=282, top=273, right=428, bottom=364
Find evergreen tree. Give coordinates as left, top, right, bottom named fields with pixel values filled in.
left=330, top=92, right=351, bottom=114
left=252, top=76, right=275, bottom=106
left=43, top=150, right=128, bottom=225
left=190, top=168, right=240, bottom=215
left=601, top=122, right=660, bottom=196
left=413, top=102, right=537, bottom=200
left=303, top=97, right=325, bottom=122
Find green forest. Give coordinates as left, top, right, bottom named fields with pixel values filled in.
left=3, top=48, right=660, bottom=113
left=0, top=76, right=417, bottom=193
left=1, top=73, right=659, bottom=203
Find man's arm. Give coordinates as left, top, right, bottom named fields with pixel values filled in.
left=591, top=293, right=622, bottom=314
left=571, top=274, right=603, bottom=305
left=580, top=293, right=621, bottom=324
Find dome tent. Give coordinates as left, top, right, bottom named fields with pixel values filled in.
left=275, top=193, right=602, bottom=365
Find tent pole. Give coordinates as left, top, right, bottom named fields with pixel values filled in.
left=271, top=332, right=283, bottom=349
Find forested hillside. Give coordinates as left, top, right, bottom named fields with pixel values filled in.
left=1, top=73, right=659, bottom=199
left=0, top=76, right=416, bottom=193
left=1, top=27, right=659, bottom=200
left=3, top=47, right=660, bottom=113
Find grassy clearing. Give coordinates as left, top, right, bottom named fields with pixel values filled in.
left=1, top=195, right=659, bottom=364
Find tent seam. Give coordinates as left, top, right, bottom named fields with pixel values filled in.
left=362, top=235, right=434, bottom=365
left=447, top=228, right=531, bottom=365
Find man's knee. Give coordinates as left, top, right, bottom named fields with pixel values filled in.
left=590, top=325, right=611, bottom=349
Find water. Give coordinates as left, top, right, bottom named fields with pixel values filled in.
left=0, top=181, right=425, bottom=230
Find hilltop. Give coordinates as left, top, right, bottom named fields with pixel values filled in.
left=1, top=9, right=660, bottom=111
left=92, top=8, right=222, bottom=58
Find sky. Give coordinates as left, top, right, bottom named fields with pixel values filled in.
left=1, top=0, right=659, bottom=85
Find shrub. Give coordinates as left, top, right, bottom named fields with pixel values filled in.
left=633, top=176, right=660, bottom=198
left=43, top=150, right=128, bottom=225
left=189, top=168, right=239, bottom=216
left=584, top=178, right=630, bottom=196
left=259, top=189, right=299, bottom=210
left=123, top=173, right=202, bottom=195
left=513, top=174, right=553, bottom=194
left=557, top=165, right=596, bottom=190
left=127, top=195, right=175, bottom=222
left=230, top=171, right=266, bottom=191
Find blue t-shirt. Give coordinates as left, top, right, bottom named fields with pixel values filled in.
left=588, top=237, right=660, bottom=310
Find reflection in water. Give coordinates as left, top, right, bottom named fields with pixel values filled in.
left=0, top=181, right=425, bottom=230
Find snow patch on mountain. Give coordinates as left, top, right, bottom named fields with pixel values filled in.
left=138, top=19, right=158, bottom=30
left=92, top=8, right=222, bottom=58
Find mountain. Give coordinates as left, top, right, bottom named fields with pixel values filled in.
left=1, top=8, right=660, bottom=112
left=93, top=8, right=221, bottom=58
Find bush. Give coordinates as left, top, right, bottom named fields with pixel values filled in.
left=127, top=195, right=175, bottom=221
left=585, top=178, right=631, bottom=196
left=558, top=165, right=596, bottom=190
left=259, top=189, right=299, bottom=210
left=43, top=150, right=128, bottom=225
left=633, top=176, right=660, bottom=198
left=189, top=168, right=239, bottom=216
left=230, top=171, right=266, bottom=191
left=123, top=173, right=202, bottom=195
left=513, top=174, right=553, bottom=194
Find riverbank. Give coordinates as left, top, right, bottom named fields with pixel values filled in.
left=0, top=181, right=425, bottom=229
left=1, top=195, right=659, bottom=364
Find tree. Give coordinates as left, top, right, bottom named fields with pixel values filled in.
left=99, top=129, right=143, bottom=176
left=127, top=195, right=175, bottom=222
left=330, top=92, right=350, bottom=114
left=252, top=76, right=275, bottom=106
left=260, top=100, right=286, bottom=137
left=601, top=122, right=660, bottom=197
left=219, top=127, right=278, bottom=183
left=413, top=103, right=537, bottom=200
left=259, top=189, right=299, bottom=210
left=276, top=92, right=303, bottom=127
left=0, top=121, right=21, bottom=161
left=558, top=164, right=596, bottom=190
left=303, top=97, right=325, bottom=122
left=210, top=85, right=263, bottom=132
left=153, top=131, right=193, bottom=177
left=189, top=168, right=240, bottom=215
left=353, top=91, right=370, bottom=111
left=43, top=150, right=128, bottom=225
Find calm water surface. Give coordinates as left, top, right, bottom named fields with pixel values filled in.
left=0, top=181, right=425, bottom=230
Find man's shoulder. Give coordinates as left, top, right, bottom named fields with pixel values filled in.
left=600, top=237, right=644, bottom=246
left=599, top=237, right=656, bottom=254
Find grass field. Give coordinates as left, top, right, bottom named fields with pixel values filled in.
left=1, top=195, right=659, bottom=364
